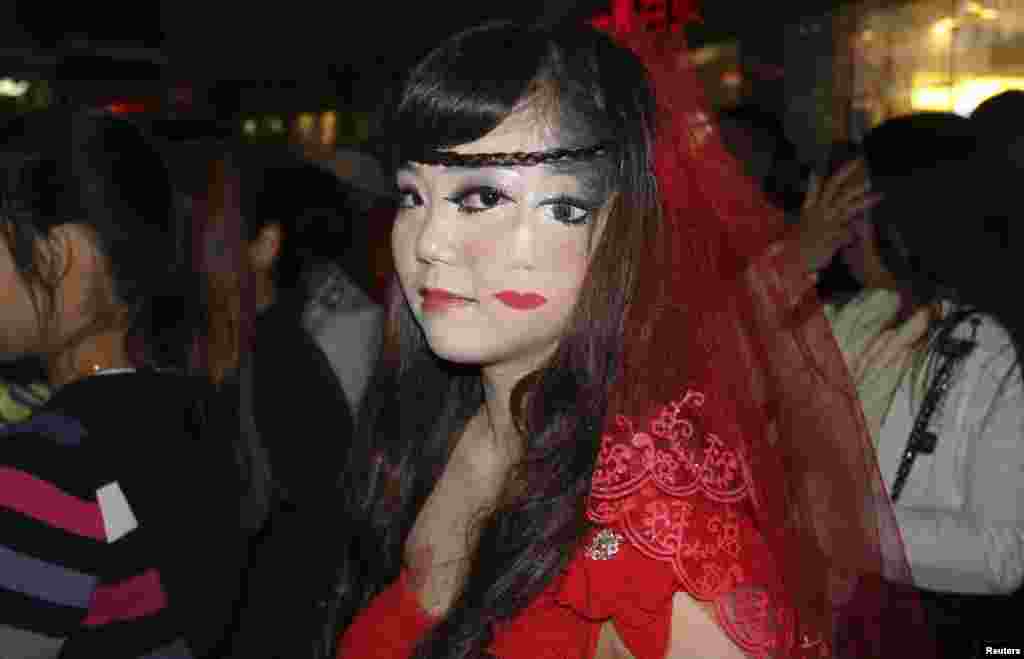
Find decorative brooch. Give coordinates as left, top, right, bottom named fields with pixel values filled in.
left=586, top=528, right=624, bottom=561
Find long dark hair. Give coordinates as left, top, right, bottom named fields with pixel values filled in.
left=334, top=21, right=658, bottom=659
left=0, top=109, right=201, bottom=371
left=863, top=113, right=976, bottom=314
left=865, top=114, right=1022, bottom=406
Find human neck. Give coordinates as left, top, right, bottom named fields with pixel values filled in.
left=47, top=329, right=133, bottom=388
left=474, top=359, right=543, bottom=465
left=253, top=272, right=277, bottom=314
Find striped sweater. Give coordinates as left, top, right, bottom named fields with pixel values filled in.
left=0, top=371, right=245, bottom=658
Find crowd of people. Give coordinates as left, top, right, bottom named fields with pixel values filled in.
left=0, top=13, right=1020, bottom=659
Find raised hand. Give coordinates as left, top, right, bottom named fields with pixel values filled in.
left=793, top=158, right=881, bottom=274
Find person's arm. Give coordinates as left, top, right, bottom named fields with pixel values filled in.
left=895, top=358, right=1024, bottom=594
left=789, top=160, right=880, bottom=276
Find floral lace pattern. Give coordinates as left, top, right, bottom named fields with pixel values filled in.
left=590, top=390, right=748, bottom=503
left=583, top=388, right=826, bottom=658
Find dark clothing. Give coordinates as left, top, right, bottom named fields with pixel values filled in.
left=0, top=370, right=246, bottom=659
left=252, top=301, right=354, bottom=507
left=225, top=301, right=355, bottom=658
left=918, top=587, right=1024, bottom=659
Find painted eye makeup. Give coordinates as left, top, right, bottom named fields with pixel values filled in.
left=539, top=196, right=594, bottom=226
left=444, top=185, right=514, bottom=215
left=397, top=186, right=423, bottom=209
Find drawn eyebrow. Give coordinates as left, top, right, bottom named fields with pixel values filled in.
left=396, top=159, right=610, bottom=209
left=542, top=161, right=609, bottom=204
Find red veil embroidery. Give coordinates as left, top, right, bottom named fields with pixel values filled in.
left=587, top=10, right=936, bottom=658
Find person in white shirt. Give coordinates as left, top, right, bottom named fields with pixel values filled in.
left=795, top=113, right=1023, bottom=657
left=303, top=262, right=383, bottom=415
left=302, top=148, right=390, bottom=416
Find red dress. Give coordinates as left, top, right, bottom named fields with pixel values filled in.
left=337, top=388, right=829, bottom=659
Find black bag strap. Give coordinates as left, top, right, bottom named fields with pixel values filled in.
left=891, top=316, right=981, bottom=502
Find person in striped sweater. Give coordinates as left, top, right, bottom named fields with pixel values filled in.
left=0, top=110, right=246, bottom=658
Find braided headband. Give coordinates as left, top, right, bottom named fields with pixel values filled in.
left=409, top=142, right=614, bottom=168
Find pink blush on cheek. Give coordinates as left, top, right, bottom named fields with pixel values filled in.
left=465, top=239, right=499, bottom=261
left=552, top=240, right=588, bottom=271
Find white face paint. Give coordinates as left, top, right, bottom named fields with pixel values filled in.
left=392, top=112, right=607, bottom=371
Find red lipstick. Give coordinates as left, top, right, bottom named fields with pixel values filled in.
left=419, top=288, right=474, bottom=313
left=493, top=290, right=548, bottom=310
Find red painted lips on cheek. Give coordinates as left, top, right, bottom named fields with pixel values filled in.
left=493, top=290, right=548, bottom=310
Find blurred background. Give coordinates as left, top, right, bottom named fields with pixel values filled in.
left=3, top=0, right=1018, bottom=166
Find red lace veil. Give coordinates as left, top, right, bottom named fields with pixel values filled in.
left=590, top=11, right=935, bottom=658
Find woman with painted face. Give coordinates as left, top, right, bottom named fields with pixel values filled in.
left=328, top=18, right=935, bottom=659
left=0, top=111, right=246, bottom=658
left=799, top=113, right=1024, bottom=656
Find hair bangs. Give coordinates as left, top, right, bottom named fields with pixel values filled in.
left=385, top=23, right=550, bottom=168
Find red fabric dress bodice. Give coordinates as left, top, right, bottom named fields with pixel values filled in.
left=336, top=388, right=829, bottom=659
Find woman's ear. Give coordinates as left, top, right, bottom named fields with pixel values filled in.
left=44, top=223, right=129, bottom=342
left=47, top=223, right=102, bottom=286
left=248, top=223, right=283, bottom=272
left=43, top=225, right=73, bottom=284
left=52, top=222, right=125, bottom=300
